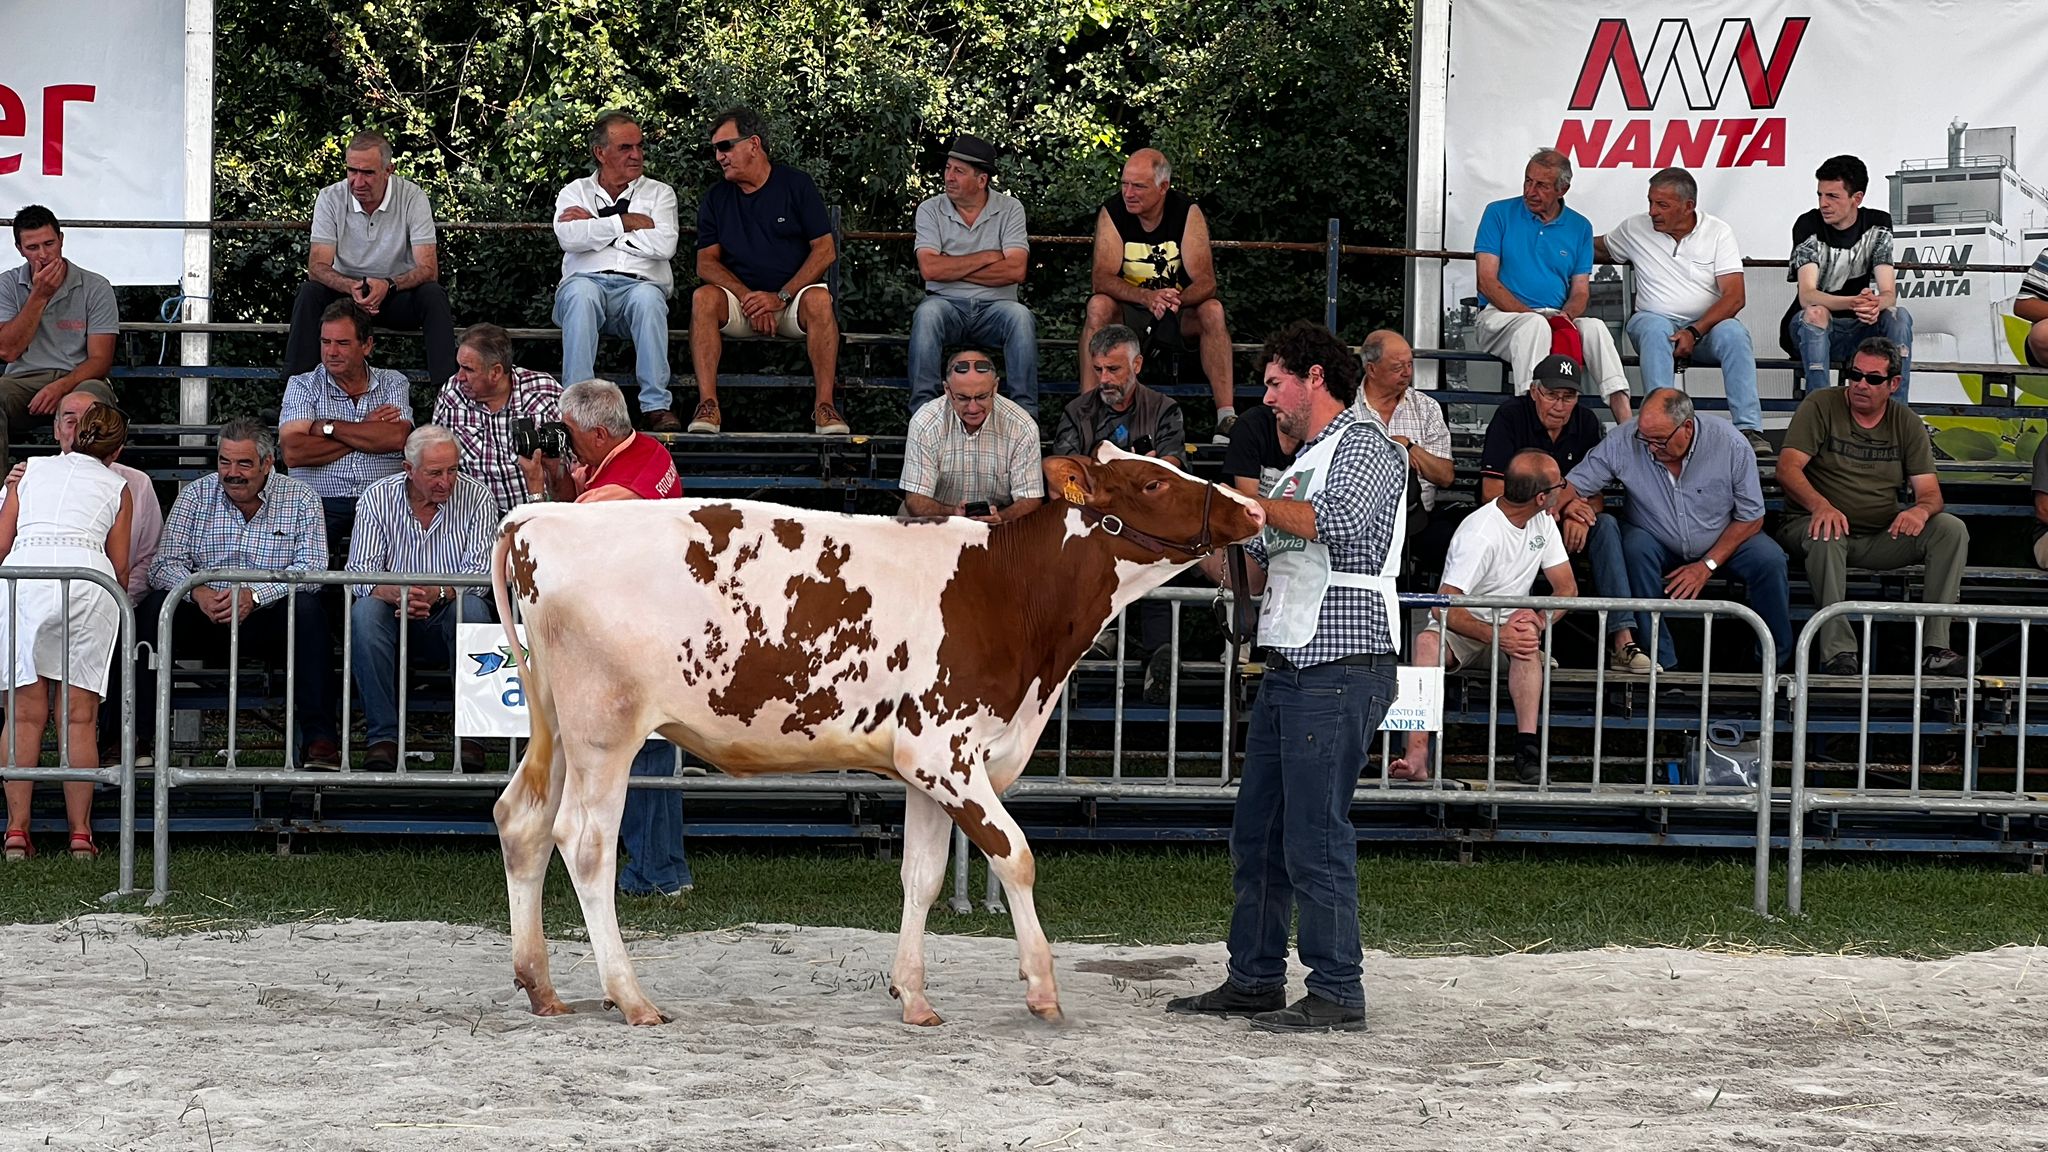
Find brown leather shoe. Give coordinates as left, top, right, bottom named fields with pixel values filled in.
left=360, top=740, right=399, bottom=773
left=643, top=408, right=683, bottom=433
left=813, top=401, right=850, bottom=435
left=302, top=738, right=342, bottom=771
left=686, top=397, right=722, bottom=433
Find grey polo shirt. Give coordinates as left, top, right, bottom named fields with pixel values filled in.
left=310, top=175, right=438, bottom=280
left=0, top=261, right=119, bottom=376
left=914, top=189, right=1030, bottom=303
left=1565, top=412, right=1765, bottom=559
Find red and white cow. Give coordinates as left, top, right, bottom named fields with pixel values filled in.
left=490, top=443, right=1263, bottom=1026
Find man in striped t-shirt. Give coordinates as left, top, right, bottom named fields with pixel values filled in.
left=346, top=425, right=496, bottom=772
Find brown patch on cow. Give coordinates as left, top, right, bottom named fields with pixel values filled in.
left=691, top=503, right=746, bottom=557
left=948, top=732, right=977, bottom=782
left=816, top=537, right=849, bottom=578
left=502, top=522, right=541, bottom=605
left=707, top=541, right=879, bottom=736
left=833, top=661, right=869, bottom=685
left=684, top=541, right=717, bottom=584
left=860, top=698, right=894, bottom=732
left=887, top=641, right=909, bottom=672
left=772, top=519, right=805, bottom=551
left=895, top=694, right=922, bottom=736
left=954, top=799, right=1012, bottom=858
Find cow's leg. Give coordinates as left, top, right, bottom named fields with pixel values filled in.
left=890, top=789, right=953, bottom=1026
left=494, top=670, right=570, bottom=1016
left=554, top=731, right=668, bottom=1026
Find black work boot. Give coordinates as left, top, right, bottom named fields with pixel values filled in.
left=1248, top=992, right=1368, bottom=1033
left=1165, top=981, right=1285, bottom=1018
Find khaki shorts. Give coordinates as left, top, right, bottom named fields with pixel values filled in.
left=718, top=283, right=827, bottom=339
left=1424, top=619, right=1489, bottom=670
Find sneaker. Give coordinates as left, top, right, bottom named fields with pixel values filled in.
left=1165, top=981, right=1285, bottom=1018
left=1608, top=642, right=1654, bottom=674
left=1821, top=652, right=1860, bottom=677
left=1211, top=413, right=1239, bottom=446
left=1142, top=646, right=1176, bottom=705
left=1514, top=743, right=1544, bottom=785
left=1742, top=428, right=1776, bottom=457
left=1247, top=992, right=1368, bottom=1034
left=813, top=402, right=850, bottom=435
left=642, top=408, right=683, bottom=433
left=686, top=397, right=722, bottom=434
left=1922, top=646, right=1970, bottom=675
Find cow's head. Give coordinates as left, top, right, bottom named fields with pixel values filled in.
left=1042, top=443, right=1264, bottom=560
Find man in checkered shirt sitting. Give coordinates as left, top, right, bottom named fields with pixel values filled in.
left=898, top=345, right=1044, bottom=523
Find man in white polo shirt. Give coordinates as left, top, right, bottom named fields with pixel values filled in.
left=1388, top=449, right=1576, bottom=785
left=1596, top=167, right=1772, bottom=456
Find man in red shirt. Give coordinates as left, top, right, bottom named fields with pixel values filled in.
left=520, top=378, right=690, bottom=895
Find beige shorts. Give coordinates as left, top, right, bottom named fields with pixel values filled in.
left=718, top=283, right=827, bottom=339
left=1424, top=619, right=1489, bottom=670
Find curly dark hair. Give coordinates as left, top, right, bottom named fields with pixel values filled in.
left=1255, top=320, right=1361, bottom=406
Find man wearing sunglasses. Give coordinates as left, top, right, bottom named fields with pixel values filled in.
left=1557, top=388, right=1791, bottom=672
left=899, top=346, right=1042, bottom=525
left=906, top=134, right=1037, bottom=418
left=688, top=106, right=845, bottom=436
left=1777, top=337, right=1968, bottom=676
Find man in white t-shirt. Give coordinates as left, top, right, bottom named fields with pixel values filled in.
left=1596, top=168, right=1771, bottom=456
left=1389, top=449, right=1575, bottom=786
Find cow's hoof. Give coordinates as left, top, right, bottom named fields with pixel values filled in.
left=1027, top=1002, right=1065, bottom=1025
left=528, top=994, right=572, bottom=1017
left=609, top=1000, right=670, bottom=1026
left=901, top=1006, right=945, bottom=1027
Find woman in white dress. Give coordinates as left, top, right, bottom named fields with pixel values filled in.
left=0, top=404, right=133, bottom=861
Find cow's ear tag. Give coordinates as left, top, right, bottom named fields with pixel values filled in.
left=1062, top=479, right=1087, bottom=505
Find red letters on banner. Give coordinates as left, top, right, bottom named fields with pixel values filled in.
left=0, top=84, right=99, bottom=177
left=1553, top=118, right=1785, bottom=170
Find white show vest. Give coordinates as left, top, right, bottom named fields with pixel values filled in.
left=1257, top=419, right=1407, bottom=654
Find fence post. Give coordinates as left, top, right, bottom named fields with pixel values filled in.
left=1324, top=218, right=1341, bottom=331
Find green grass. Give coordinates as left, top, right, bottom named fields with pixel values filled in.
left=3, top=842, right=2040, bottom=959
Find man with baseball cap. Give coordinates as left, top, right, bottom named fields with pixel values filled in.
left=1479, top=354, right=1652, bottom=672
left=906, top=133, right=1038, bottom=416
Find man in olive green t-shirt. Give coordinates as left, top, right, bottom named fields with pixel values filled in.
left=1775, top=336, right=1969, bottom=676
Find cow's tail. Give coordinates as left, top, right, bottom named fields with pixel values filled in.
left=493, top=516, right=552, bottom=806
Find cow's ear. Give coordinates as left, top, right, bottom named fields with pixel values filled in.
left=1043, top=456, right=1098, bottom=506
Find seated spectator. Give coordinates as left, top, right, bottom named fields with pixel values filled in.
left=688, top=106, right=845, bottom=436
left=900, top=346, right=1044, bottom=523
left=1389, top=450, right=1576, bottom=785
left=1082, top=148, right=1235, bottom=439
left=1776, top=337, right=1968, bottom=675
left=1354, top=330, right=1452, bottom=520
left=1596, top=168, right=1772, bottom=456
left=149, top=418, right=338, bottom=767
left=284, top=132, right=455, bottom=389
left=552, top=110, right=682, bottom=432
left=279, top=300, right=414, bottom=554
left=346, top=425, right=496, bottom=772
left=1780, top=155, right=1913, bottom=400
left=1470, top=150, right=1631, bottom=421
left=0, top=206, right=119, bottom=472
left=2014, top=239, right=2048, bottom=372
left=0, top=403, right=133, bottom=861
left=1220, top=402, right=1299, bottom=499
left=1051, top=325, right=1186, bottom=467
left=433, top=323, right=564, bottom=518
left=1480, top=354, right=1651, bottom=672
left=907, top=134, right=1037, bottom=417
left=1557, top=390, right=1790, bottom=671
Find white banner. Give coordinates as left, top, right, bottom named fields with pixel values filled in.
left=1440, top=0, right=2048, bottom=426
left=1379, top=666, right=1445, bottom=733
left=458, top=622, right=530, bottom=739
left=0, top=0, right=187, bottom=284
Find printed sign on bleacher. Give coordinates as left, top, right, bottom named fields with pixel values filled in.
left=1379, top=666, right=1444, bottom=732
left=457, top=622, right=530, bottom=739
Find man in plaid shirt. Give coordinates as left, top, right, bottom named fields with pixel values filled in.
left=899, top=345, right=1044, bottom=523
left=433, top=324, right=564, bottom=518
left=148, top=418, right=340, bottom=767
left=1171, top=321, right=1406, bottom=1035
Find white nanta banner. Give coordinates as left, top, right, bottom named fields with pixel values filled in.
left=1439, top=0, right=2048, bottom=417
left=0, top=0, right=187, bottom=284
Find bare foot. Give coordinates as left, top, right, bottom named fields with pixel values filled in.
left=1386, top=757, right=1432, bottom=782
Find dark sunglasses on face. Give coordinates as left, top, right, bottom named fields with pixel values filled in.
left=950, top=359, right=995, bottom=374
left=710, top=136, right=751, bottom=154
left=1842, top=368, right=1896, bottom=386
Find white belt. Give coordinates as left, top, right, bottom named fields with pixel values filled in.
left=17, top=534, right=103, bottom=552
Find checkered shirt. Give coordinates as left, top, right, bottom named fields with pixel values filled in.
left=1355, top=385, right=1451, bottom=509
left=149, top=472, right=329, bottom=606
left=1246, top=409, right=1408, bottom=666
left=899, top=395, right=1046, bottom=508
left=430, top=368, right=565, bottom=517
left=345, top=472, right=496, bottom=597
left=279, top=364, right=414, bottom=498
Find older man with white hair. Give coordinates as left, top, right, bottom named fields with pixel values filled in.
left=347, top=424, right=496, bottom=773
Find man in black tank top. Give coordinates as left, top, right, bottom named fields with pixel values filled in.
left=1082, top=149, right=1237, bottom=444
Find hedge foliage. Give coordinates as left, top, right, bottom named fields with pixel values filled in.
left=193, top=0, right=1415, bottom=426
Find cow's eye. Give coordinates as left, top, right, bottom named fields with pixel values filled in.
left=1144, top=480, right=1168, bottom=494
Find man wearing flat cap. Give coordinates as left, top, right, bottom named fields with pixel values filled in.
left=906, top=134, right=1038, bottom=415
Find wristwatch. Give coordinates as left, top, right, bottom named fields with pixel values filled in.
left=321, top=421, right=336, bottom=437
left=1682, top=324, right=1704, bottom=343
left=1702, top=557, right=1719, bottom=572
left=775, top=289, right=793, bottom=306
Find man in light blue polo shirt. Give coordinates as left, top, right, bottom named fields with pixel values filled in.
left=1556, top=389, right=1790, bottom=671
left=906, top=134, right=1037, bottom=416
left=1471, top=149, right=1631, bottom=421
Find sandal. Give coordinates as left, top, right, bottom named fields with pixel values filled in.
left=3, top=829, right=32, bottom=861
left=68, top=833, right=98, bottom=861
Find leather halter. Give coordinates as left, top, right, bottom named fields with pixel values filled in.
left=1079, top=480, right=1221, bottom=558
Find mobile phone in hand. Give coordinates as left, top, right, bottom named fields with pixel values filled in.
left=963, top=501, right=993, bottom=517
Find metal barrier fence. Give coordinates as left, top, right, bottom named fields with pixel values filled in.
left=1788, top=602, right=2048, bottom=915
left=0, top=567, right=140, bottom=899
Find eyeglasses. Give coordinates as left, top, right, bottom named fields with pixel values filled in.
left=710, top=135, right=752, bottom=154
left=1533, top=387, right=1580, bottom=404
left=1842, top=368, right=1896, bottom=386
left=949, top=359, right=995, bottom=374
left=1539, top=480, right=1570, bottom=496
left=1635, top=418, right=1692, bottom=452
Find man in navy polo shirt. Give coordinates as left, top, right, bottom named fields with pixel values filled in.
left=1470, top=149, right=1631, bottom=421
left=1480, top=354, right=1650, bottom=672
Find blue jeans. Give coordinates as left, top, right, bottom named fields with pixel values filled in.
left=349, top=592, right=494, bottom=745
left=1618, top=523, right=1792, bottom=670
left=619, top=739, right=691, bottom=894
left=1583, top=514, right=1636, bottom=638
left=554, top=272, right=673, bottom=413
left=1225, top=656, right=1398, bottom=1010
left=907, top=296, right=1039, bottom=415
left=1790, top=308, right=1914, bottom=400
left=1627, top=311, right=1761, bottom=431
